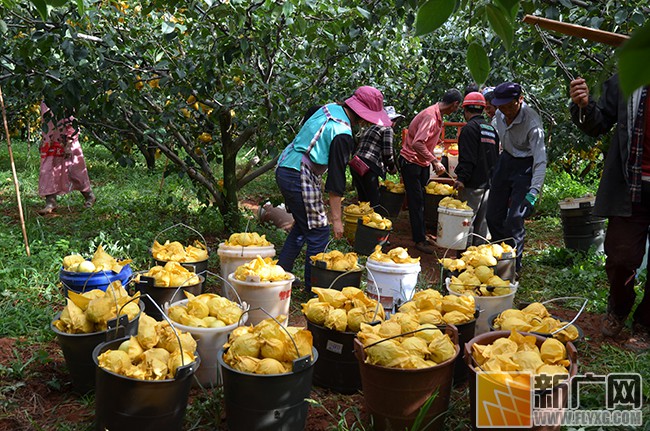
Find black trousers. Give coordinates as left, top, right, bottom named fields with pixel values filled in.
left=400, top=156, right=430, bottom=244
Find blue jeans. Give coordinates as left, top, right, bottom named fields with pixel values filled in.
left=485, top=152, right=533, bottom=272
left=275, top=167, right=330, bottom=288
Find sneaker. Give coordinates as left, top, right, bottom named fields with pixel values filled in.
left=415, top=241, right=435, bottom=254
left=624, top=324, right=650, bottom=352
left=601, top=313, right=626, bottom=338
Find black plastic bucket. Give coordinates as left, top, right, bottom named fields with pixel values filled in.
left=560, top=207, right=606, bottom=253
left=379, top=187, right=404, bottom=218
left=353, top=219, right=391, bottom=256
left=496, top=254, right=516, bottom=284
left=307, top=320, right=360, bottom=394
left=438, top=317, right=477, bottom=386
left=51, top=302, right=143, bottom=394
left=310, top=263, right=363, bottom=291
left=424, top=193, right=445, bottom=230
left=218, top=347, right=318, bottom=431
left=152, top=257, right=209, bottom=275
left=133, top=273, right=204, bottom=320
left=93, top=337, right=199, bottom=431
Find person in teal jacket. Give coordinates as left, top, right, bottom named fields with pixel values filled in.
left=276, top=86, right=391, bottom=291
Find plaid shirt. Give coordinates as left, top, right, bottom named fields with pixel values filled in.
left=354, top=125, right=396, bottom=177
left=628, top=87, right=648, bottom=203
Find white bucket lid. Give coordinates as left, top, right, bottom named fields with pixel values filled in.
left=558, top=194, right=595, bottom=209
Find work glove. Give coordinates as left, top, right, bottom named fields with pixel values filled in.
left=522, top=192, right=538, bottom=219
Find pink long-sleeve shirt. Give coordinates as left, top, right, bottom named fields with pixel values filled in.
left=399, top=103, right=442, bottom=167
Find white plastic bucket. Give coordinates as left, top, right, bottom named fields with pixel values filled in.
left=227, top=273, right=294, bottom=326
left=217, top=243, right=276, bottom=295
left=365, top=259, right=421, bottom=314
left=165, top=298, right=249, bottom=387
left=436, top=206, right=473, bottom=250
left=445, top=277, right=517, bottom=335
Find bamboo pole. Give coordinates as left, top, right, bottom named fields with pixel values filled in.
left=522, top=14, right=629, bottom=47
left=0, top=84, right=31, bottom=256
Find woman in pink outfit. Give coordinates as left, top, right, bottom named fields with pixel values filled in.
left=38, top=102, right=95, bottom=214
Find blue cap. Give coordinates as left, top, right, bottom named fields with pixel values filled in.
left=492, top=82, right=522, bottom=106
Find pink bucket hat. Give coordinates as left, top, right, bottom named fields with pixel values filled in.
left=344, top=86, right=392, bottom=126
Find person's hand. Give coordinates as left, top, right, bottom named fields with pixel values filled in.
left=432, top=160, right=446, bottom=176
left=332, top=219, right=344, bottom=239
left=454, top=180, right=464, bottom=191
left=570, top=78, right=589, bottom=108
left=522, top=192, right=538, bottom=219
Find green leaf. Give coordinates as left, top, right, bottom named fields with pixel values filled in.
left=0, top=20, right=7, bottom=35
left=76, top=0, right=84, bottom=14
left=618, top=22, right=650, bottom=96
left=161, top=21, right=176, bottom=34
left=31, top=0, right=49, bottom=20
left=466, top=42, right=490, bottom=84
left=494, top=0, right=519, bottom=20
left=414, top=0, right=455, bottom=37
left=47, top=0, right=70, bottom=7
left=356, top=6, right=371, bottom=19
left=486, top=4, right=513, bottom=50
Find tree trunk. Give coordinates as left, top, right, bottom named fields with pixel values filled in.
left=219, top=110, right=241, bottom=231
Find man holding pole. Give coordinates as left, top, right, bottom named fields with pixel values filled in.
left=570, top=76, right=650, bottom=351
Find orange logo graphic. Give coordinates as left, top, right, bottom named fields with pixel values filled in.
left=476, top=371, right=534, bottom=427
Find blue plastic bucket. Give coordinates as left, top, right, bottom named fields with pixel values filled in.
left=60, top=264, right=133, bottom=295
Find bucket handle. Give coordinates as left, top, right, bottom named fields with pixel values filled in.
left=152, top=223, right=208, bottom=254
left=142, top=292, right=194, bottom=370
left=202, top=270, right=246, bottom=307
left=104, top=293, right=144, bottom=341
left=540, top=296, right=588, bottom=335
left=361, top=324, right=459, bottom=350
left=364, top=266, right=383, bottom=323
left=235, top=307, right=312, bottom=372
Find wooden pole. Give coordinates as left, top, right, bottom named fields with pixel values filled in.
left=522, top=14, right=629, bottom=47
left=0, top=84, right=31, bottom=256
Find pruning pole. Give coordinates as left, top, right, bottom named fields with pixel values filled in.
left=0, top=84, right=31, bottom=256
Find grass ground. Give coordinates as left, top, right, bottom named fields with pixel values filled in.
left=0, top=140, right=648, bottom=430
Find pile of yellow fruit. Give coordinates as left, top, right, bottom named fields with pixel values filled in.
left=440, top=242, right=514, bottom=271
left=356, top=316, right=457, bottom=369
left=438, top=196, right=472, bottom=210
left=472, top=330, right=571, bottom=388
left=492, top=303, right=580, bottom=342
left=310, top=250, right=360, bottom=272
left=135, top=261, right=201, bottom=288
left=53, top=281, right=141, bottom=334
left=62, top=245, right=130, bottom=273
left=223, top=232, right=271, bottom=247
left=382, top=180, right=405, bottom=194
left=302, top=287, right=385, bottom=332
left=362, top=212, right=393, bottom=230
left=152, top=240, right=208, bottom=263
left=97, top=314, right=198, bottom=380
left=398, top=289, right=476, bottom=325
left=369, top=246, right=420, bottom=264
left=448, top=265, right=512, bottom=296
left=222, top=316, right=313, bottom=375
left=233, top=256, right=292, bottom=282
left=344, top=201, right=373, bottom=216
left=167, top=292, right=244, bottom=328
left=425, top=181, right=455, bottom=195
